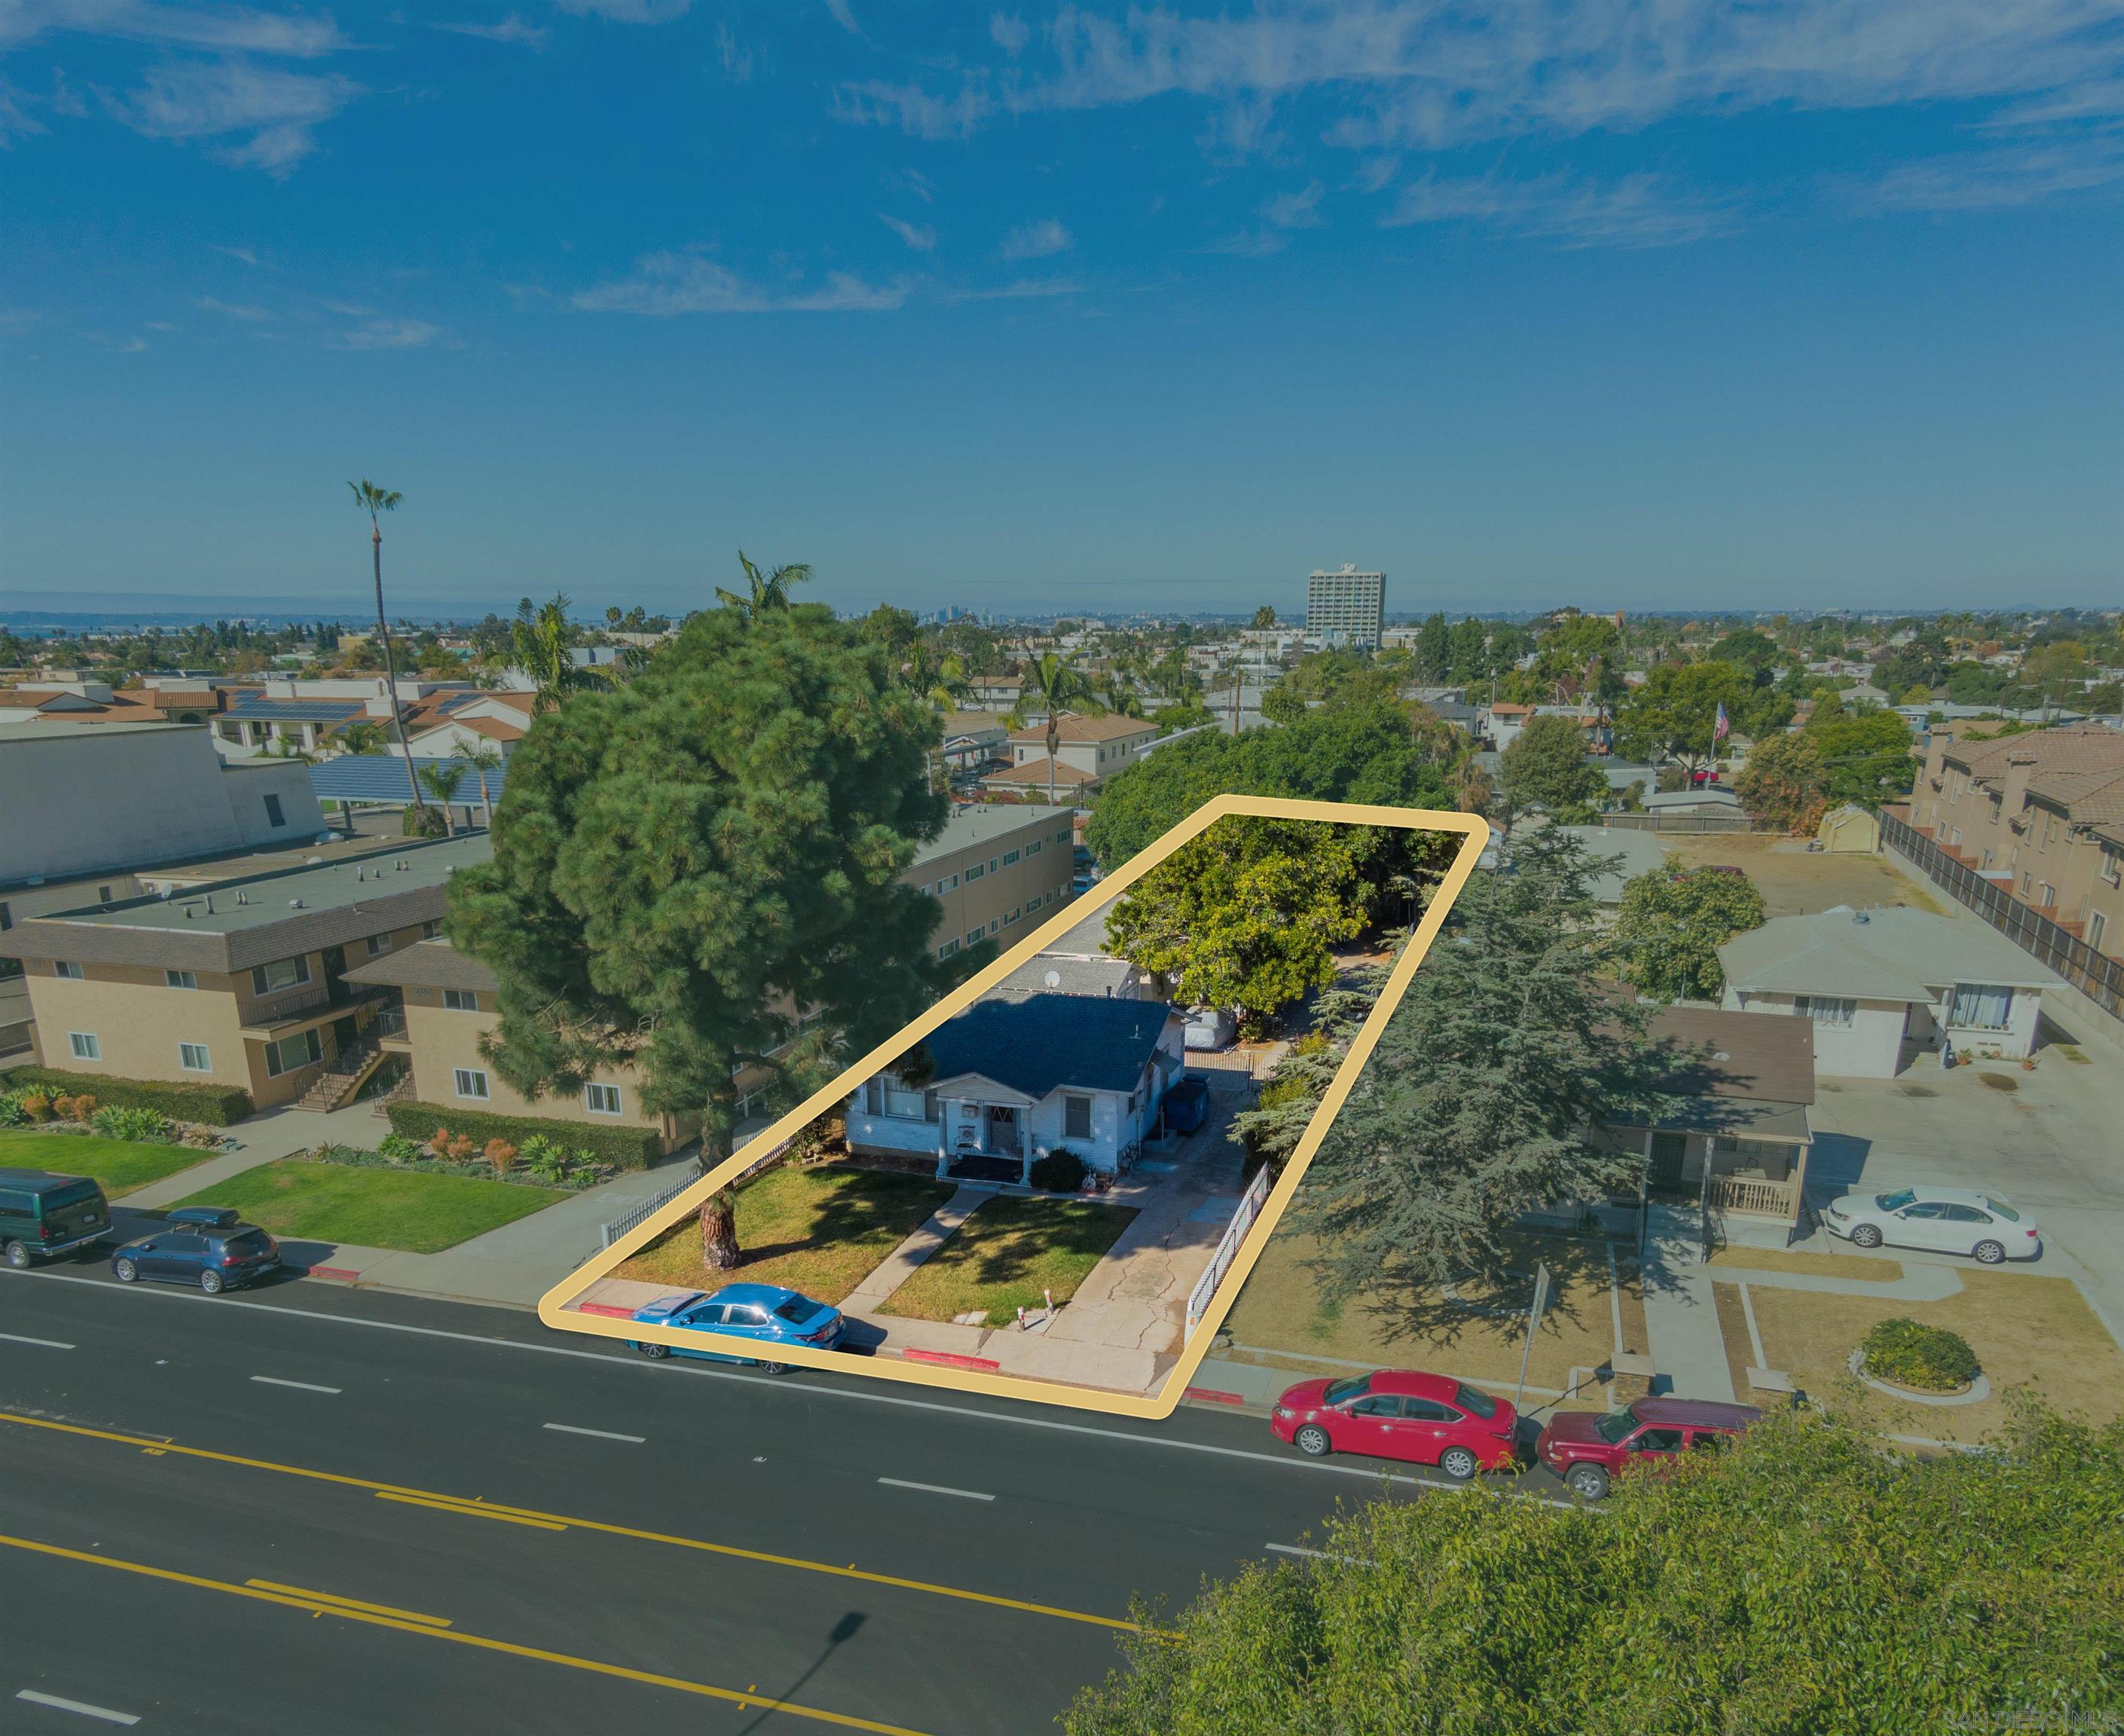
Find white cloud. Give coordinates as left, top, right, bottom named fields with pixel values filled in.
left=211, top=243, right=260, bottom=265
left=878, top=212, right=937, bottom=251
left=1260, top=180, right=1326, bottom=229
left=1853, top=139, right=2124, bottom=212
left=942, top=277, right=1087, bottom=303
left=0, top=1, right=346, bottom=58
left=822, top=0, right=863, bottom=38
left=432, top=15, right=552, bottom=51
left=0, top=76, right=45, bottom=142
left=990, top=13, right=1029, bottom=57
left=336, top=316, right=441, bottom=350
left=194, top=295, right=272, bottom=320
left=834, top=76, right=995, bottom=141
left=104, top=58, right=359, bottom=176
left=998, top=217, right=1071, bottom=260
left=714, top=20, right=752, bottom=81
left=550, top=0, right=694, bottom=20
left=571, top=252, right=912, bottom=314
left=1381, top=170, right=1733, bottom=249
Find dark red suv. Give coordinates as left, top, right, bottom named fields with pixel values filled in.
left=1536, top=1396, right=1762, bottom=1500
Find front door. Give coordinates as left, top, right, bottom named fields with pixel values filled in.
left=322, top=944, right=351, bottom=1007
left=1649, top=1133, right=1689, bottom=1188
left=986, top=1105, right=1018, bottom=1156
left=331, top=1015, right=360, bottom=1056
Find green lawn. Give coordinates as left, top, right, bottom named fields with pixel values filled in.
left=170, top=1158, right=566, bottom=1254
left=619, top=1163, right=956, bottom=1304
left=881, top=1194, right=1138, bottom=1328
left=0, top=1129, right=215, bottom=1200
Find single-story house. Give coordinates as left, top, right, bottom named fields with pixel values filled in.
left=844, top=994, right=1184, bottom=1184
left=1594, top=1004, right=1817, bottom=1224
left=1643, top=786, right=1742, bottom=819
left=1718, top=905, right=2064, bottom=1077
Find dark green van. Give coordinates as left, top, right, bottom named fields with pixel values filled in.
left=0, top=1167, right=113, bottom=1267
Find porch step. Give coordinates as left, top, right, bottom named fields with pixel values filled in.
left=945, top=1154, right=1022, bottom=1184
left=295, top=1039, right=386, bottom=1112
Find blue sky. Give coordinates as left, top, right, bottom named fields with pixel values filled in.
left=4, top=1, right=2121, bottom=619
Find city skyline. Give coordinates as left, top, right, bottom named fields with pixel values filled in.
left=4, top=2, right=2121, bottom=611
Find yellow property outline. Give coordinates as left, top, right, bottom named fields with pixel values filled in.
left=538, top=795, right=1490, bottom=1420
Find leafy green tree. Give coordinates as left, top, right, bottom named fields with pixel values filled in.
left=714, top=551, right=811, bottom=618
left=1807, top=704, right=1918, bottom=807
left=1007, top=652, right=1105, bottom=805
left=455, top=741, right=506, bottom=828
left=1251, top=604, right=1278, bottom=628
left=1498, top=714, right=1606, bottom=822
left=1733, top=730, right=1830, bottom=833
left=1612, top=660, right=1758, bottom=772
left=1945, top=661, right=2009, bottom=706
left=414, top=760, right=469, bottom=836
left=335, top=719, right=390, bottom=756
left=511, top=594, right=600, bottom=714
left=1413, top=611, right=1450, bottom=681
left=347, top=478, right=428, bottom=824
left=1611, top=865, right=1768, bottom=1000
left=1704, top=626, right=1781, bottom=674
left=448, top=605, right=952, bottom=1270
left=1446, top=616, right=1490, bottom=683
left=1104, top=821, right=1370, bottom=1026
left=1292, top=834, right=1667, bottom=1320
left=1067, top=1404, right=2124, bottom=1736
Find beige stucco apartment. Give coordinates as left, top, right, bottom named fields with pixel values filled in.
left=7, top=835, right=486, bottom=1111
left=986, top=715, right=1158, bottom=802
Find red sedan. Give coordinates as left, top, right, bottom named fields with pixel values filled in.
left=1270, top=1370, right=1520, bottom=1479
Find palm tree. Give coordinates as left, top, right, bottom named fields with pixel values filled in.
left=1096, top=671, right=1145, bottom=719
left=716, top=552, right=811, bottom=619
left=347, top=479, right=429, bottom=825
left=1007, top=652, right=1104, bottom=806
left=511, top=594, right=597, bottom=714
left=455, top=742, right=506, bottom=829
left=415, top=760, right=468, bottom=836
left=901, top=637, right=973, bottom=791
left=335, top=719, right=390, bottom=756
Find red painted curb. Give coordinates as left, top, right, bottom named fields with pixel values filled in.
left=576, top=1301, right=637, bottom=1319
left=1185, top=1386, right=1246, bottom=1405
left=305, top=1266, right=361, bottom=1282
left=902, top=1348, right=1003, bottom=1373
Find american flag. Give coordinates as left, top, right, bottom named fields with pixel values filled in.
left=1713, top=701, right=1730, bottom=742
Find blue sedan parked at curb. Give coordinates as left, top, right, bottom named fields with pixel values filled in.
left=109, top=1206, right=280, bottom=1294
left=628, top=1282, right=845, bottom=1372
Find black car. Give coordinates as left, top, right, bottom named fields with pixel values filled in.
left=0, top=1168, right=112, bottom=1267
left=110, top=1207, right=280, bottom=1294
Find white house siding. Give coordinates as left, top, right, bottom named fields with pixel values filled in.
left=1725, top=986, right=2036, bottom=1076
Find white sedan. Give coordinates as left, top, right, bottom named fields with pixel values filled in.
left=1823, top=1185, right=2041, bottom=1265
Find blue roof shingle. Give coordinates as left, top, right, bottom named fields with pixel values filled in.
left=918, top=994, right=1171, bottom=1099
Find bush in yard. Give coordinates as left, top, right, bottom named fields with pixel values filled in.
left=89, top=1105, right=175, bottom=1144
left=484, top=1138, right=518, bottom=1177
left=1862, top=1317, right=1981, bottom=1392
left=51, top=1094, right=97, bottom=1122
left=1030, top=1148, right=1089, bottom=1194
left=0, top=1088, right=29, bottom=1128
left=385, top=1099, right=659, bottom=1170
left=1, top=1065, right=252, bottom=1126
left=378, top=1132, right=422, bottom=1163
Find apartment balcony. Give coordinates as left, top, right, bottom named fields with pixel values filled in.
left=239, top=983, right=396, bottom=1038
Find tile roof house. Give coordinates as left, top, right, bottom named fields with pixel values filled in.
left=845, top=994, right=1184, bottom=1184
left=991, top=714, right=1160, bottom=803
left=1718, top=905, right=2063, bottom=1076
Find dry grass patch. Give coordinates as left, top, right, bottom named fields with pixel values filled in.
left=1706, top=1246, right=1905, bottom=1282
left=1665, top=833, right=1942, bottom=918
left=1714, top=1270, right=2124, bottom=1441
left=880, top=1194, right=1136, bottom=1328
left=619, top=1163, right=955, bottom=1304
left=1223, top=1230, right=1643, bottom=1401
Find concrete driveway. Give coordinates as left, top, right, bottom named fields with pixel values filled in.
left=1801, top=1046, right=2124, bottom=1340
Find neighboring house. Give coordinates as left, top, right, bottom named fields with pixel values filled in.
left=1592, top=1005, right=1816, bottom=1225
left=940, top=712, right=1011, bottom=779
left=6, top=834, right=488, bottom=1111
left=1907, top=723, right=2124, bottom=961
left=997, top=714, right=1159, bottom=799
left=344, top=941, right=695, bottom=1155
left=1555, top=825, right=1668, bottom=907
left=1718, top=905, right=2064, bottom=1076
left=214, top=697, right=379, bottom=758
left=1643, top=787, right=1743, bottom=820
left=0, top=680, right=228, bottom=728
left=915, top=805, right=1076, bottom=961
left=995, top=898, right=1151, bottom=1001
left=844, top=994, right=1185, bottom=1183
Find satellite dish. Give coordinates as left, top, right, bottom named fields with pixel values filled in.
left=1044, top=970, right=1062, bottom=989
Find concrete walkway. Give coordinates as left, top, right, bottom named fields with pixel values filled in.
left=841, top=1184, right=991, bottom=1312
left=1710, top=1261, right=1964, bottom=1302
left=1640, top=1203, right=1737, bottom=1403
left=122, top=1102, right=390, bottom=1207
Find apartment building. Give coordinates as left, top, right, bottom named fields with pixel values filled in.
left=335, top=805, right=1076, bottom=1144
left=987, top=716, right=1158, bottom=801
left=1911, top=724, right=2124, bottom=959
left=1306, top=565, right=1386, bottom=650
left=7, top=835, right=487, bottom=1111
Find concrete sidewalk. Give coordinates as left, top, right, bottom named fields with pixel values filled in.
left=123, top=1102, right=391, bottom=1208
left=841, top=1184, right=991, bottom=1312
left=1640, top=1203, right=1737, bottom=1403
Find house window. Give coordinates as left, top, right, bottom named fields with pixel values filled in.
left=1064, top=1094, right=1093, bottom=1140
left=1948, top=983, right=2014, bottom=1032
left=2102, top=851, right=2121, bottom=888
left=2088, top=911, right=2107, bottom=954
left=1003, top=908, right=1019, bottom=926
left=2037, top=883, right=2056, bottom=909
left=165, top=969, right=198, bottom=989
left=453, top=1067, right=491, bottom=1100
left=365, top=934, right=393, bottom=957
left=443, top=988, right=479, bottom=1012
left=55, top=960, right=84, bottom=980
left=1794, top=995, right=1855, bottom=1028
left=584, top=1083, right=623, bottom=1116
left=422, top=919, right=443, bottom=939
left=966, top=929, right=984, bottom=947
left=264, top=1029, right=322, bottom=1077
left=252, top=957, right=311, bottom=995
left=98, top=885, right=112, bottom=903
left=179, top=1042, right=211, bottom=1073
left=988, top=918, right=999, bottom=935
left=936, top=873, right=959, bottom=894
left=1002, top=849, right=1020, bottom=865
left=1025, top=840, right=1041, bottom=855
left=263, top=793, right=286, bottom=828
left=69, top=1032, right=100, bottom=1061
left=965, top=862, right=985, bottom=880
left=937, top=939, right=960, bottom=958
left=883, top=1080, right=932, bottom=1121
left=989, top=858, right=1000, bottom=873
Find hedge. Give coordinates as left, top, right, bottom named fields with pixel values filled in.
left=2, top=1065, right=253, bottom=1126
left=1862, top=1316, right=1981, bottom=1392
left=386, top=1099, right=661, bottom=1171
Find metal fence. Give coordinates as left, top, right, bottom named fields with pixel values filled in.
left=1598, top=813, right=1754, bottom=835
left=1879, top=806, right=2123, bottom=1023
left=598, top=1157, right=705, bottom=1251
left=1184, top=1163, right=1272, bottom=1340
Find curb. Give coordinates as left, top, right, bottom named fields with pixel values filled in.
left=900, top=1348, right=1002, bottom=1373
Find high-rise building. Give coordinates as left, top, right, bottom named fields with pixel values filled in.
left=1306, top=565, right=1386, bottom=649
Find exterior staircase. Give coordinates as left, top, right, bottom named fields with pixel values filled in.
left=296, top=1036, right=387, bottom=1113
left=371, top=1068, right=415, bottom=1118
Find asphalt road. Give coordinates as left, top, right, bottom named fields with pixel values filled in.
left=1, top=1261, right=1564, bottom=1734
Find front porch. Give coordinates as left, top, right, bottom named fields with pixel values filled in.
left=940, top=1096, right=1031, bottom=1185
left=1644, top=1127, right=1811, bottom=1224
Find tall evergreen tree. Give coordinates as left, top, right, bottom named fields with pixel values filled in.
left=1498, top=713, right=1607, bottom=822
left=448, top=604, right=951, bottom=1269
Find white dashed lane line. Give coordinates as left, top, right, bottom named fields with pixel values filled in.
left=542, top=1423, right=645, bottom=1444
left=16, top=1688, right=142, bottom=1725
left=0, top=1332, right=75, bottom=1349
left=877, top=1477, right=996, bottom=1502
left=249, top=1376, right=341, bottom=1395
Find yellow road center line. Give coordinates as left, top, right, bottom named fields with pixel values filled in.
left=0, top=1409, right=1139, bottom=1632
left=4, top=1534, right=931, bottom=1736
left=244, top=1579, right=453, bottom=1627
left=375, top=1491, right=568, bottom=1530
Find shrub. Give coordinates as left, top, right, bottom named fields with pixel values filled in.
left=20, top=1090, right=53, bottom=1123
left=1, top=1066, right=252, bottom=1126
left=385, top=1099, right=659, bottom=1170
left=1862, top=1317, right=1981, bottom=1392
left=378, top=1132, right=422, bottom=1163
left=51, top=1094, right=97, bottom=1123
left=89, top=1105, right=175, bottom=1144
left=1029, top=1148, right=1089, bottom=1194
left=484, top=1138, right=518, bottom=1177
left=0, top=1088, right=28, bottom=1128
